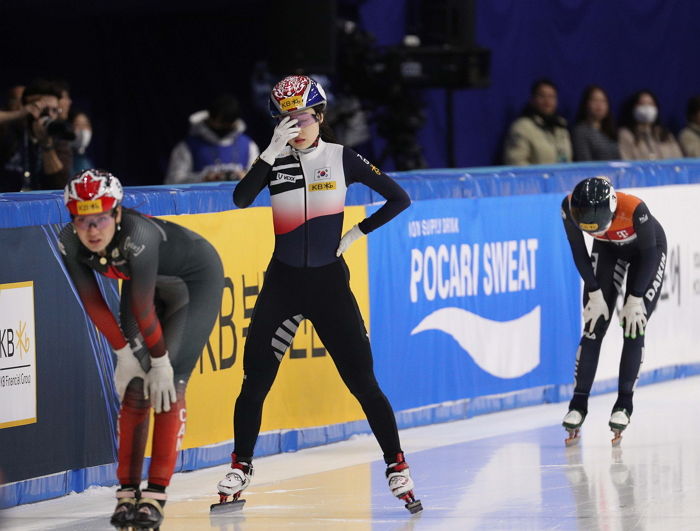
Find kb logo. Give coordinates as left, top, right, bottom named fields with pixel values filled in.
left=0, top=328, right=15, bottom=357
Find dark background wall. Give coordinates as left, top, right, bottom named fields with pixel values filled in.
left=1, top=0, right=699, bottom=184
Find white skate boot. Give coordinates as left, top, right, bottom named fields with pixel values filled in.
left=385, top=453, right=422, bottom=514
left=210, top=454, right=253, bottom=514
left=609, top=408, right=630, bottom=446
left=562, top=409, right=586, bottom=447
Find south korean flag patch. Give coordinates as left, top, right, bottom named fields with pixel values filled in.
left=314, top=167, right=331, bottom=181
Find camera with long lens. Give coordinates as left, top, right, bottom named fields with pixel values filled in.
left=38, top=111, right=76, bottom=141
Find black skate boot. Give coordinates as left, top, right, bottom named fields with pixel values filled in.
left=385, top=452, right=423, bottom=514
left=132, top=488, right=166, bottom=530
left=110, top=487, right=139, bottom=530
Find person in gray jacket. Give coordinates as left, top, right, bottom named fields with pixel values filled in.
left=503, top=78, right=572, bottom=166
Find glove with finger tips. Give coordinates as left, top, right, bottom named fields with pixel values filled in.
left=260, top=117, right=301, bottom=165
left=619, top=295, right=647, bottom=339
left=113, top=344, right=146, bottom=402
left=336, top=224, right=365, bottom=257
left=146, top=353, right=177, bottom=414
left=582, top=289, right=609, bottom=334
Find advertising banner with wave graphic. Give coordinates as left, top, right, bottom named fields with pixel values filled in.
left=367, top=195, right=581, bottom=410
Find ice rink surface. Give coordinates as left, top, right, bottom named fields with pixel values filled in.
left=2, top=375, right=699, bottom=530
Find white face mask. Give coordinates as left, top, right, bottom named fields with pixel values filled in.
left=634, top=104, right=657, bottom=124
left=72, top=129, right=92, bottom=153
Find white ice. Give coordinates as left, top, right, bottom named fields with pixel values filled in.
left=2, top=375, right=699, bottom=530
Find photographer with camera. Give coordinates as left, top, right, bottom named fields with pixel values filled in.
left=0, top=78, right=74, bottom=192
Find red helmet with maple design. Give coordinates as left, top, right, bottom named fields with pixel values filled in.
left=64, top=169, right=124, bottom=216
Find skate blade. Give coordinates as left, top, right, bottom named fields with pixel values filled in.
left=405, top=498, right=423, bottom=514
left=564, top=428, right=580, bottom=447
left=611, top=431, right=623, bottom=447
left=210, top=499, right=246, bottom=514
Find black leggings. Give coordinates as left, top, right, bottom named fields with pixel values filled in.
left=233, top=258, right=402, bottom=461
left=569, top=237, right=667, bottom=415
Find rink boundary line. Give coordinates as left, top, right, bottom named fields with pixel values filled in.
left=3, top=362, right=699, bottom=509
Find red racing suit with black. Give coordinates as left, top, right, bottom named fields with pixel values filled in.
left=58, top=208, right=224, bottom=488
left=230, top=139, right=411, bottom=463
left=561, top=191, right=667, bottom=415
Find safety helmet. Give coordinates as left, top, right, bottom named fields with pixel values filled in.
left=269, top=75, right=327, bottom=118
left=569, top=177, right=617, bottom=233
left=64, top=169, right=124, bottom=216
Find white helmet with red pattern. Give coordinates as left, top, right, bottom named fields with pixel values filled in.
left=64, top=169, right=124, bottom=216
left=269, top=75, right=327, bottom=117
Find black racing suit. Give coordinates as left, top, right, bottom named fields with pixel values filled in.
left=561, top=192, right=667, bottom=415
left=59, top=208, right=224, bottom=487
left=231, top=139, right=410, bottom=463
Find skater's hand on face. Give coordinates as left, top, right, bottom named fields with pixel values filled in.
left=259, top=116, right=300, bottom=165
left=619, top=295, right=647, bottom=339
left=113, top=344, right=147, bottom=401
left=146, top=353, right=177, bottom=413
left=583, top=289, right=609, bottom=334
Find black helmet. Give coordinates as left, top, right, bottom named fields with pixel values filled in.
left=569, top=177, right=617, bottom=233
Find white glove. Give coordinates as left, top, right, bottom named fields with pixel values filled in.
left=582, top=289, right=609, bottom=334
left=336, top=224, right=365, bottom=257
left=260, top=117, right=301, bottom=165
left=146, top=353, right=177, bottom=414
left=619, top=295, right=647, bottom=339
left=114, top=344, right=146, bottom=402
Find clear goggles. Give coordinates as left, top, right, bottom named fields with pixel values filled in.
left=277, top=111, right=319, bottom=128
left=73, top=210, right=116, bottom=230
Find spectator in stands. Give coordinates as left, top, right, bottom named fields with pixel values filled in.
left=618, top=90, right=682, bottom=160
left=69, top=109, right=94, bottom=173
left=503, top=78, right=572, bottom=165
left=572, top=85, right=620, bottom=161
left=678, top=95, right=700, bottom=158
left=0, top=78, right=73, bottom=192
left=165, top=94, right=259, bottom=184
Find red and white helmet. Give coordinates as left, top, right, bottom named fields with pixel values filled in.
left=269, top=75, right=327, bottom=117
left=64, top=169, right=124, bottom=216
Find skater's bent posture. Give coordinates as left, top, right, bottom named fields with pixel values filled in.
left=60, top=170, right=224, bottom=529
left=216, top=75, right=420, bottom=511
left=560, top=176, right=666, bottom=444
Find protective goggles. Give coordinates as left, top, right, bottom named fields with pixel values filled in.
left=73, top=210, right=116, bottom=230
left=277, top=111, right=319, bottom=128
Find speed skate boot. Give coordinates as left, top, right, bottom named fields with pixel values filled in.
left=385, top=452, right=423, bottom=514
left=132, top=489, right=166, bottom=530
left=609, top=408, right=631, bottom=446
left=210, top=453, right=253, bottom=514
left=562, top=409, right=586, bottom=447
left=110, top=487, right=139, bottom=530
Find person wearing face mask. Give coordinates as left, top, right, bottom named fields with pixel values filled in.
left=559, top=177, right=666, bottom=447
left=618, top=90, right=682, bottom=160
left=59, top=169, right=224, bottom=530
left=212, top=75, right=420, bottom=514
left=165, top=94, right=259, bottom=184
left=572, top=85, right=620, bottom=161
left=504, top=78, right=573, bottom=165
left=69, top=109, right=94, bottom=173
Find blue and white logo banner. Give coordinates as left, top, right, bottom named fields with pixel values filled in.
left=367, top=196, right=580, bottom=410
